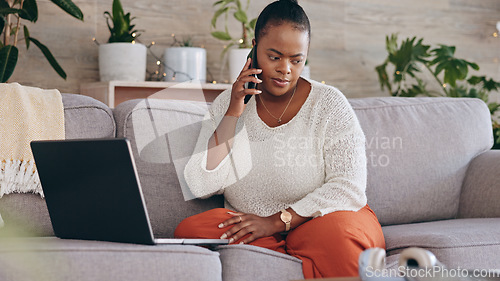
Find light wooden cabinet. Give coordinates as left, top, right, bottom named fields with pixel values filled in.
left=80, top=81, right=231, bottom=108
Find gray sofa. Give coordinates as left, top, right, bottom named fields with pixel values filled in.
left=1, top=93, right=499, bottom=281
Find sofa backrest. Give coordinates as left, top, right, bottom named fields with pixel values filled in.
left=114, top=96, right=494, bottom=235
left=6, top=94, right=490, bottom=237
left=349, top=97, right=493, bottom=225
left=0, top=94, right=116, bottom=237
left=114, top=99, right=224, bottom=238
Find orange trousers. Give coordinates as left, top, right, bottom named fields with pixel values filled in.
left=174, top=205, right=385, bottom=279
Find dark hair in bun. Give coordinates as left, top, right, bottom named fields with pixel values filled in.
left=254, top=0, right=311, bottom=43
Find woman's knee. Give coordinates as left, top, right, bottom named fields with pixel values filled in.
left=174, top=215, right=198, bottom=238
left=287, top=207, right=385, bottom=251
left=174, top=208, right=231, bottom=238
left=285, top=208, right=384, bottom=277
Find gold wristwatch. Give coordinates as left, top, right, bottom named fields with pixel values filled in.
left=280, top=209, right=292, bottom=232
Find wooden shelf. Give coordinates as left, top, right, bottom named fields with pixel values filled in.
left=80, top=81, right=231, bottom=108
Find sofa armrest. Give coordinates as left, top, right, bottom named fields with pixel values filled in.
left=458, top=150, right=500, bottom=218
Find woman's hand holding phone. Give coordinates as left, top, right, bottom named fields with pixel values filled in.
left=225, top=58, right=262, bottom=118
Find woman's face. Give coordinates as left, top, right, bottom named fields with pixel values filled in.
left=255, top=22, right=309, bottom=97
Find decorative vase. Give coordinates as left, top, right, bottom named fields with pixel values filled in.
left=99, top=43, right=147, bottom=82
left=163, top=47, right=207, bottom=83
left=229, top=48, right=252, bottom=83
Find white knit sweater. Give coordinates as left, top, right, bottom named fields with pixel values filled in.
left=184, top=79, right=367, bottom=218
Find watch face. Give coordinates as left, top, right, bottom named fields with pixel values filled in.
left=281, top=211, right=292, bottom=222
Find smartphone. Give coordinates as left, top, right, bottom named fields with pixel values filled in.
left=244, top=45, right=258, bottom=104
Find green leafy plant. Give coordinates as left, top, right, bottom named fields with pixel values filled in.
left=210, top=0, right=256, bottom=55
left=376, top=34, right=500, bottom=149
left=0, top=0, right=83, bottom=82
left=104, top=0, right=141, bottom=43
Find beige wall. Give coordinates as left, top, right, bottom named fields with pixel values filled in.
left=9, top=0, right=500, bottom=98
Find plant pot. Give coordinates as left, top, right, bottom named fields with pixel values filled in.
left=99, top=43, right=147, bottom=82
left=163, top=47, right=206, bottom=83
left=229, top=48, right=252, bottom=83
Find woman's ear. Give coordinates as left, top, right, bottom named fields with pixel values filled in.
left=252, top=38, right=256, bottom=47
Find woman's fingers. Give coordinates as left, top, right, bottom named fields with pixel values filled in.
left=236, top=73, right=262, bottom=84
left=241, top=89, right=262, bottom=100
left=233, top=69, right=262, bottom=91
left=217, top=213, right=271, bottom=244
left=220, top=220, right=254, bottom=244
left=240, top=57, right=252, bottom=74
left=235, top=57, right=261, bottom=86
left=218, top=212, right=244, bottom=228
left=234, top=74, right=262, bottom=100
left=237, top=57, right=260, bottom=77
left=218, top=212, right=245, bottom=242
left=228, top=58, right=262, bottom=115
left=239, top=67, right=262, bottom=79
left=229, top=225, right=254, bottom=244
left=239, top=234, right=258, bottom=245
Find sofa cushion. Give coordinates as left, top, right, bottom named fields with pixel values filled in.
left=349, top=97, right=493, bottom=225
left=0, top=94, right=116, bottom=237
left=114, top=99, right=224, bottom=238
left=382, top=218, right=500, bottom=270
left=0, top=237, right=222, bottom=281
left=216, top=244, right=303, bottom=281
left=62, top=93, right=116, bottom=139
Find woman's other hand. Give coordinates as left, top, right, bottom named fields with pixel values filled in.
left=218, top=211, right=283, bottom=244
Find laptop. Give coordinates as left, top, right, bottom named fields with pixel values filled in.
left=30, top=138, right=228, bottom=246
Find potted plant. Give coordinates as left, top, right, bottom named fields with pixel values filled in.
left=375, top=33, right=500, bottom=149
left=0, top=0, right=83, bottom=83
left=210, top=0, right=256, bottom=82
left=98, top=0, right=146, bottom=82
left=163, top=35, right=207, bottom=83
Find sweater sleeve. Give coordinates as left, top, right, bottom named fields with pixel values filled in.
left=290, top=91, right=367, bottom=218
left=183, top=90, right=253, bottom=199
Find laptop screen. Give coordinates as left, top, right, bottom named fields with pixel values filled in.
left=31, top=138, right=156, bottom=245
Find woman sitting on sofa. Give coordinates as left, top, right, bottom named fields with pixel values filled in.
left=174, top=0, right=385, bottom=278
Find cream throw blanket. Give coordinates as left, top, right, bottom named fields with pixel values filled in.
left=0, top=83, right=65, bottom=227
